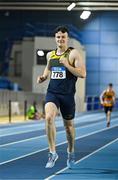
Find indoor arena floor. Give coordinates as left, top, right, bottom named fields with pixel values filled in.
left=0, top=111, right=118, bottom=180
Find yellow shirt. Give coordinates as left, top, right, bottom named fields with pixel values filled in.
left=102, top=90, right=115, bottom=107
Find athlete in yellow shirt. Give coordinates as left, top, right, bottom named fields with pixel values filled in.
left=100, top=83, right=115, bottom=127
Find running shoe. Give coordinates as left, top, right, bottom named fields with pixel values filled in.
left=45, top=152, right=58, bottom=168
left=67, top=152, right=75, bottom=169
left=107, top=122, right=110, bottom=127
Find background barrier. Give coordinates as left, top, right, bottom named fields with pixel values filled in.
left=0, top=90, right=45, bottom=123
left=86, top=96, right=118, bottom=111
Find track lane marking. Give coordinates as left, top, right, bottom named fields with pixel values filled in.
left=0, top=124, right=117, bottom=165
left=45, top=138, right=118, bottom=180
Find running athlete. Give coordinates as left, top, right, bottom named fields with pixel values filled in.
left=100, top=83, right=115, bottom=127
left=37, top=26, right=86, bottom=168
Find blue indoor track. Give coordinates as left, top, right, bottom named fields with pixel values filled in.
left=0, top=111, right=118, bottom=180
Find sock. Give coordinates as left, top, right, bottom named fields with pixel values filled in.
left=50, top=151, right=56, bottom=155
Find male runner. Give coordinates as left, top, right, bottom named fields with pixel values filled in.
left=37, top=26, right=86, bottom=168
left=100, top=83, right=115, bottom=127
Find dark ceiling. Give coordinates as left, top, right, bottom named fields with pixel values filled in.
left=0, top=0, right=118, bottom=10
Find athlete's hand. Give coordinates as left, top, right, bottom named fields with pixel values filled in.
left=100, top=101, right=104, bottom=106
left=59, top=57, right=70, bottom=68
left=37, top=75, right=46, bottom=83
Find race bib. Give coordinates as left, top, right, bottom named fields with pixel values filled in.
left=51, top=67, right=66, bottom=79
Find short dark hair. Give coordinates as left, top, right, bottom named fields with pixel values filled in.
left=54, top=26, right=69, bottom=35
left=109, top=83, right=113, bottom=87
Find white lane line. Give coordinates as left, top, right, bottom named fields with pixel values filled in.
left=0, top=123, right=45, bottom=137
left=0, top=124, right=117, bottom=165
left=0, top=116, right=102, bottom=147
left=1, top=117, right=118, bottom=148
left=45, top=138, right=118, bottom=180
left=0, top=147, right=48, bottom=166
left=0, top=116, right=107, bottom=147
left=0, top=114, right=106, bottom=137
left=0, top=135, right=46, bottom=147
left=1, top=112, right=117, bottom=138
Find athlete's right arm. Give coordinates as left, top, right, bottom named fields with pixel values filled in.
left=100, top=90, right=105, bottom=105
left=37, top=52, right=51, bottom=83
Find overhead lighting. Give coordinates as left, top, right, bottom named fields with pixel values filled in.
left=80, top=10, right=91, bottom=20
left=67, top=2, right=76, bottom=11
left=37, top=50, right=44, bottom=56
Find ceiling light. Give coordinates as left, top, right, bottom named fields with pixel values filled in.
left=67, top=2, right=76, bottom=11
left=80, top=10, right=91, bottom=20
left=37, top=50, right=44, bottom=56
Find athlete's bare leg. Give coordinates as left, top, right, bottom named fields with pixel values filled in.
left=63, top=119, right=75, bottom=168
left=63, top=119, right=75, bottom=153
left=45, top=102, right=58, bottom=152
left=106, top=110, right=111, bottom=127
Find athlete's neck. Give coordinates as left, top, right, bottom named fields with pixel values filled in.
left=56, top=46, right=68, bottom=55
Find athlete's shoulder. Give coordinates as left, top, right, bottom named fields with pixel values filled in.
left=67, top=47, right=75, bottom=53
left=69, top=48, right=81, bottom=60
left=112, top=90, right=115, bottom=95
left=68, top=47, right=74, bottom=51
left=47, top=50, right=56, bottom=59
left=69, top=47, right=79, bottom=53
left=47, top=50, right=55, bottom=55
left=101, top=90, right=107, bottom=95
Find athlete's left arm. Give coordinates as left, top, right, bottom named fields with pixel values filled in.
left=70, top=49, right=86, bottom=78
left=60, top=49, right=86, bottom=78
left=112, top=91, right=116, bottom=104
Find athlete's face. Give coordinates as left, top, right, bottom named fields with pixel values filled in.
left=55, top=31, right=69, bottom=48
left=109, top=86, right=113, bottom=91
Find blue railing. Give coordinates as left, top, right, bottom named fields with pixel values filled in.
left=86, top=96, right=118, bottom=111
left=0, top=77, right=22, bottom=91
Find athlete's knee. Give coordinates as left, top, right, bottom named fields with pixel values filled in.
left=107, top=111, right=111, bottom=115
left=45, top=113, right=54, bottom=125
left=64, top=123, right=74, bottom=133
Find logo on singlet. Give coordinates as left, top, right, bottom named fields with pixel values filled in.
left=51, top=67, right=66, bottom=79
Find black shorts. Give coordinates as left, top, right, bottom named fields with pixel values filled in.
left=104, top=106, right=113, bottom=114
left=45, top=91, right=75, bottom=120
